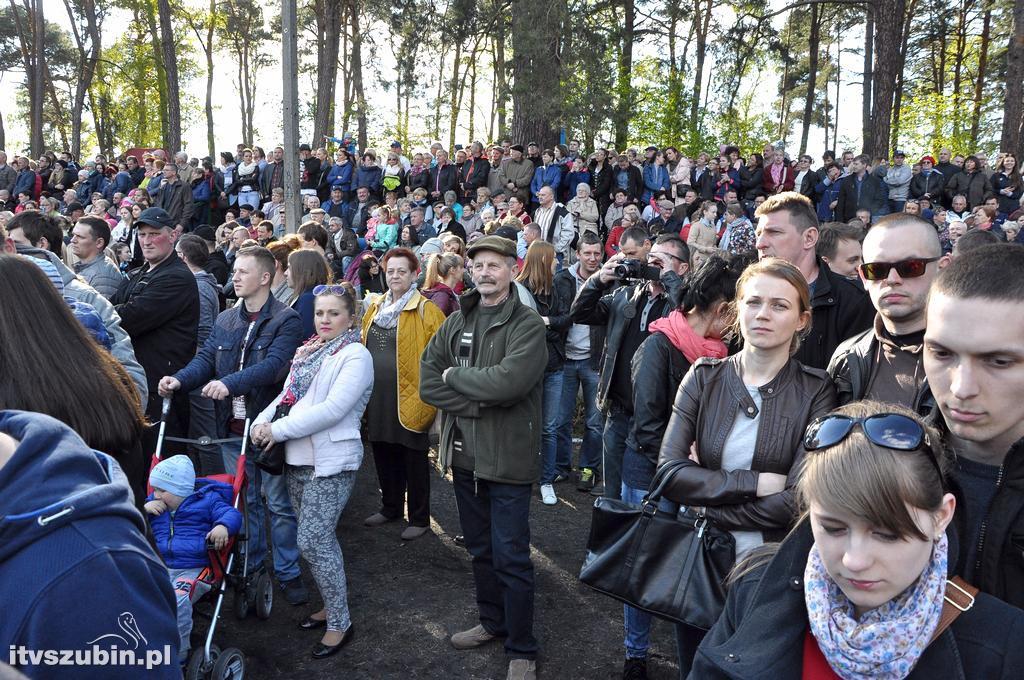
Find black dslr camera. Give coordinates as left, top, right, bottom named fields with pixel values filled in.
left=613, top=258, right=661, bottom=281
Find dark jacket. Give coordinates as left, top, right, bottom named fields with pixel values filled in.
left=910, top=170, right=946, bottom=201
left=993, top=172, right=1024, bottom=215
left=691, top=166, right=716, bottom=200
left=570, top=272, right=685, bottom=411
left=352, top=165, right=383, bottom=198
left=428, top=163, right=459, bottom=198
left=225, top=163, right=260, bottom=198
left=421, top=283, right=460, bottom=317
left=522, top=274, right=574, bottom=374
left=794, top=258, right=874, bottom=370
left=588, top=161, right=614, bottom=209
left=420, top=286, right=547, bottom=485
left=814, top=175, right=843, bottom=221
left=658, top=355, right=836, bottom=537
left=827, top=318, right=934, bottom=414
left=0, top=411, right=180, bottom=679
left=147, top=479, right=241, bottom=569
left=614, top=164, right=645, bottom=202
left=460, top=156, right=490, bottom=199
left=690, top=520, right=1024, bottom=680
left=762, top=164, right=795, bottom=195
left=942, top=420, right=1024, bottom=610
left=111, top=252, right=199, bottom=404
left=156, top=178, right=194, bottom=226
left=945, top=169, right=991, bottom=208
left=259, top=161, right=284, bottom=198
left=205, top=250, right=230, bottom=286
left=174, top=294, right=303, bottom=436
left=835, top=171, right=888, bottom=221
left=740, top=165, right=765, bottom=201
left=624, top=331, right=692, bottom=488
left=554, top=264, right=605, bottom=371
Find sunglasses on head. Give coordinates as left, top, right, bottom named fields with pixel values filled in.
left=312, top=284, right=351, bottom=298
left=803, top=413, right=943, bottom=479
left=858, top=257, right=939, bottom=281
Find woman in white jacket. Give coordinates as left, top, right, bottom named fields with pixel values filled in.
left=251, top=284, right=373, bottom=659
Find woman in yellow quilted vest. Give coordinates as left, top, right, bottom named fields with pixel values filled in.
left=361, top=246, right=446, bottom=540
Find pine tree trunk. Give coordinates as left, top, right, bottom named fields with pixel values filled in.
left=144, top=0, right=169, bottom=148
left=969, top=5, right=992, bottom=147
left=205, top=0, right=215, bottom=159
left=349, top=2, right=367, bottom=151
left=494, top=31, right=507, bottom=138
left=313, top=0, right=342, bottom=147
left=157, top=0, right=181, bottom=153
left=866, top=0, right=907, bottom=159
left=861, top=5, right=874, bottom=154
left=510, top=0, right=565, bottom=148
left=1001, top=0, right=1024, bottom=156
left=30, top=0, right=44, bottom=155
left=614, top=0, right=635, bottom=149
left=799, top=4, right=821, bottom=156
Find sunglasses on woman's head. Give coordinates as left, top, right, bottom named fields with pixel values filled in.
left=312, top=284, right=351, bottom=298
left=858, top=257, right=940, bottom=281
left=803, top=413, right=943, bottom=479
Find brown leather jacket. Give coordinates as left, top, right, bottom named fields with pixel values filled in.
left=657, top=354, right=837, bottom=540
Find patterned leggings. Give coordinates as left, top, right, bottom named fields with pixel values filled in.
left=285, top=465, right=357, bottom=631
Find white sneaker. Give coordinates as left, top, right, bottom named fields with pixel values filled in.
left=540, top=483, right=557, bottom=505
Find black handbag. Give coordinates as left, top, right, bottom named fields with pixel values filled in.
left=250, top=402, right=291, bottom=475
left=579, top=459, right=736, bottom=629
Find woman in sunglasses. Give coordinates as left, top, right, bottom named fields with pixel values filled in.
left=690, top=401, right=1024, bottom=678
left=658, top=257, right=837, bottom=677
left=251, top=284, right=373, bottom=658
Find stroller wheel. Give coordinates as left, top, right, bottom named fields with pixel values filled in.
left=211, top=647, right=246, bottom=679
left=186, top=644, right=220, bottom=680
left=233, top=586, right=252, bottom=620
left=255, top=570, right=273, bottom=620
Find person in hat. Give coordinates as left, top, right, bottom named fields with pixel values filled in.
left=497, top=145, right=534, bottom=205
left=390, top=141, right=411, bottom=172
left=881, top=149, right=912, bottom=213
left=420, top=234, right=547, bottom=680
left=110, top=207, right=200, bottom=427
left=146, top=455, right=242, bottom=664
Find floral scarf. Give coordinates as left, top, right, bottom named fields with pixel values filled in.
left=804, top=534, right=948, bottom=680
left=372, top=285, right=417, bottom=330
left=282, top=327, right=362, bottom=405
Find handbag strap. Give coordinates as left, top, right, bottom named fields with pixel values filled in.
left=643, top=459, right=690, bottom=506
left=929, top=577, right=978, bottom=644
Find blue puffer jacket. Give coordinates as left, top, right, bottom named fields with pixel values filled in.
left=351, top=165, right=383, bottom=196
left=325, top=162, right=353, bottom=193
left=174, top=294, right=303, bottom=436
left=641, top=164, right=670, bottom=203
left=148, top=479, right=242, bottom=569
left=104, top=170, right=134, bottom=202
left=531, top=165, right=562, bottom=202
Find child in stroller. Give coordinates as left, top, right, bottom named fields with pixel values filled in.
left=146, top=455, right=242, bottom=666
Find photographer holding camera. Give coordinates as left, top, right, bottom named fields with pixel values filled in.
left=570, top=229, right=689, bottom=499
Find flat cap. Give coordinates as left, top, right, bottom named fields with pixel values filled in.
left=467, top=234, right=517, bottom=259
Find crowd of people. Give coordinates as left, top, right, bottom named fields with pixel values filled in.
left=1, top=135, right=1023, bottom=680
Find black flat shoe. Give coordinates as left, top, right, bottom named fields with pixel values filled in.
left=298, top=616, right=327, bottom=630
left=311, top=625, right=354, bottom=659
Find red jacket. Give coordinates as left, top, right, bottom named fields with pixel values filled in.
left=763, top=163, right=795, bottom=194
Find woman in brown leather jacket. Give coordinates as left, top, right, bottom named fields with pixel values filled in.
left=657, top=257, right=837, bottom=678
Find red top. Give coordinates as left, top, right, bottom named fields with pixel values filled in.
left=802, top=629, right=842, bottom=680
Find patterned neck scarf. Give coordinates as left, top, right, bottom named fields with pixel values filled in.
left=282, top=327, right=362, bottom=405
left=372, top=285, right=417, bottom=330
left=804, top=533, right=948, bottom=680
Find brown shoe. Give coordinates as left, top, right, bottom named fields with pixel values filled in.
left=450, top=624, right=498, bottom=650
left=507, top=659, right=537, bottom=680
left=363, top=512, right=395, bottom=527
left=401, top=525, right=430, bottom=541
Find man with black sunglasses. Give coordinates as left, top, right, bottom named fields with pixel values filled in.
left=828, top=214, right=948, bottom=412
left=924, top=244, right=1024, bottom=609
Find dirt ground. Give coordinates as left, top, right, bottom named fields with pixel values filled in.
left=197, top=450, right=683, bottom=680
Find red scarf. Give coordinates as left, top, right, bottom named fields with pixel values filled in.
left=648, top=310, right=727, bottom=363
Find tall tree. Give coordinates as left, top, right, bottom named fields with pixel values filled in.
left=61, top=0, right=104, bottom=159
left=1001, top=0, right=1024, bottom=156
left=510, top=0, right=566, bottom=147
left=865, top=0, right=908, bottom=158
left=312, top=0, right=343, bottom=146
left=799, top=4, right=820, bottom=156
left=30, top=0, right=45, bottom=155
left=861, top=5, right=874, bottom=153
left=969, top=2, right=992, bottom=147
left=613, top=0, right=635, bottom=149
left=219, top=0, right=273, bottom=145
left=156, top=0, right=180, bottom=152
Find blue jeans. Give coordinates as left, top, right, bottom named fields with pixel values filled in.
left=601, top=406, right=632, bottom=500
left=540, top=370, right=564, bottom=485
left=452, top=468, right=537, bottom=659
left=221, top=441, right=301, bottom=582
left=556, top=359, right=602, bottom=474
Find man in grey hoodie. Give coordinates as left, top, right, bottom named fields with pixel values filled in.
left=4, top=218, right=148, bottom=403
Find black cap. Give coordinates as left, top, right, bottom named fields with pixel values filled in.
left=64, top=202, right=84, bottom=214
left=239, top=204, right=254, bottom=212
left=193, top=225, right=216, bottom=243
left=298, top=143, right=312, bottom=152
left=135, top=207, right=176, bottom=229
left=510, top=144, right=524, bottom=153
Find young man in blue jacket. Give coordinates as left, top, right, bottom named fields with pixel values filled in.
left=0, top=411, right=180, bottom=679
left=158, top=245, right=307, bottom=605
left=146, top=455, right=241, bottom=665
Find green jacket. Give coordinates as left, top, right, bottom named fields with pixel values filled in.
left=420, top=285, right=547, bottom=485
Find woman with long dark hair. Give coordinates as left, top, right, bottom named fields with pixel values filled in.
left=288, top=249, right=332, bottom=340
left=993, top=153, right=1022, bottom=219
left=0, top=255, right=148, bottom=508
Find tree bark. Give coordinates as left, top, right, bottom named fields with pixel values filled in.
left=866, top=0, right=907, bottom=160
left=1001, top=0, right=1024, bottom=156
left=689, top=0, right=712, bottom=136
left=157, top=0, right=181, bottom=153
left=30, top=0, right=44, bottom=156
left=313, top=0, right=343, bottom=147
left=61, top=0, right=101, bottom=160
left=890, top=0, right=916, bottom=152
left=861, top=4, right=874, bottom=154
left=205, top=0, right=215, bottom=159
left=494, top=29, right=507, bottom=138
left=969, top=4, right=991, bottom=147
left=349, top=1, right=367, bottom=151
left=951, top=0, right=969, bottom=135
left=448, top=39, right=463, bottom=151
left=144, top=0, right=169, bottom=146
left=510, top=0, right=565, bottom=148
left=614, top=0, right=635, bottom=149
left=0, top=108, right=5, bottom=151
left=799, top=4, right=820, bottom=156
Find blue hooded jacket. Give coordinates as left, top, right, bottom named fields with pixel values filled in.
left=147, top=479, right=241, bottom=570
left=0, top=411, right=179, bottom=678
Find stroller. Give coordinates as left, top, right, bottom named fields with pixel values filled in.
left=148, top=397, right=274, bottom=679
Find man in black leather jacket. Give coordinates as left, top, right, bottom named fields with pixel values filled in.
left=569, top=230, right=688, bottom=499
left=828, top=213, right=946, bottom=413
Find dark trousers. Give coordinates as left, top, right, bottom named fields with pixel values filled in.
left=371, top=441, right=430, bottom=526
left=674, top=623, right=707, bottom=679
left=452, top=468, right=538, bottom=660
